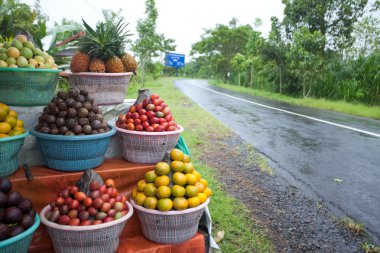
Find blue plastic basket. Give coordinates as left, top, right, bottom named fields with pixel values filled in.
left=0, top=214, right=40, bottom=253
left=0, top=131, right=29, bottom=177
left=30, top=126, right=116, bottom=171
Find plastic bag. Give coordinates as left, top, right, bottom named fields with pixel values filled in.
left=75, top=169, right=104, bottom=196
left=133, top=89, right=151, bottom=106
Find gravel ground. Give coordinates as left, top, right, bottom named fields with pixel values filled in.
left=200, top=133, right=371, bottom=253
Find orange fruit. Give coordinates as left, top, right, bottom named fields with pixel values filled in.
left=200, top=179, right=208, bottom=188
left=185, top=173, right=197, bottom=185
left=145, top=170, right=158, bottom=183
left=5, top=116, right=17, bottom=128
left=197, top=193, right=207, bottom=203
left=105, top=179, right=115, bottom=187
left=155, top=175, right=170, bottom=187
left=155, top=162, right=170, bottom=175
left=157, top=198, right=173, bottom=211
left=137, top=179, right=146, bottom=192
left=193, top=170, right=201, bottom=181
left=135, top=192, right=147, bottom=206
left=182, top=154, right=191, bottom=163
left=170, top=148, right=184, bottom=161
left=16, top=119, right=24, bottom=127
left=0, top=103, right=10, bottom=113
left=8, top=110, right=18, bottom=119
left=204, top=187, right=212, bottom=197
left=183, top=162, right=194, bottom=174
left=131, top=187, right=138, bottom=200
left=188, top=196, right=201, bottom=208
left=144, top=196, right=158, bottom=209
left=143, top=183, right=157, bottom=197
left=171, top=160, right=185, bottom=172
left=156, top=185, right=171, bottom=199
left=171, top=185, right=186, bottom=198
left=195, top=182, right=205, bottom=193
left=173, top=197, right=188, bottom=210
left=172, top=172, right=187, bottom=186
left=0, top=122, right=11, bottom=134
left=0, top=108, right=7, bottom=121
left=185, top=185, right=199, bottom=198
left=0, top=133, right=10, bottom=138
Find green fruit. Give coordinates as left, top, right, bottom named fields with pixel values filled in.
left=8, top=64, right=18, bottom=68
left=17, top=56, right=28, bottom=67
left=20, top=47, right=33, bottom=59
left=28, top=58, right=38, bottom=67
left=24, top=64, right=35, bottom=68
left=23, top=41, right=35, bottom=50
left=44, top=63, right=52, bottom=69
left=34, top=55, right=45, bottom=63
left=15, top=35, right=28, bottom=43
left=11, top=40, right=23, bottom=50
left=7, top=47, right=20, bottom=58
left=42, top=51, right=50, bottom=60
left=33, top=48, right=42, bottom=56
left=0, top=60, right=7, bottom=67
left=3, top=42, right=11, bottom=49
left=37, top=62, right=45, bottom=68
left=6, top=57, right=16, bottom=65
left=0, top=48, right=6, bottom=54
left=0, top=53, right=7, bottom=61
left=0, top=43, right=3, bottom=48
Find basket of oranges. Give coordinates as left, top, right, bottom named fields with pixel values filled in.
left=130, top=149, right=212, bottom=244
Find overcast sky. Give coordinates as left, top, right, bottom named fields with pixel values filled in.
left=21, top=0, right=285, bottom=60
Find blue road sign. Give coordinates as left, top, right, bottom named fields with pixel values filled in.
left=165, top=53, right=185, bottom=68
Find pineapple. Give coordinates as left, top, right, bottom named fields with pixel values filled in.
left=121, top=53, right=138, bottom=73
left=89, top=58, right=105, bottom=73
left=70, top=52, right=90, bottom=73
left=105, top=56, right=124, bottom=73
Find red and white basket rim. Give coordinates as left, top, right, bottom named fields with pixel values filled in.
left=67, top=72, right=133, bottom=77
left=115, top=124, right=184, bottom=136
left=40, top=201, right=133, bottom=231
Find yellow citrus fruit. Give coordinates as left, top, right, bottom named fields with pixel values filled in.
left=0, top=108, right=7, bottom=121
left=195, top=182, right=205, bottom=193
left=171, top=185, right=186, bottom=198
left=0, top=122, right=11, bottom=134
left=183, top=162, right=195, bottom=174
left=157, top=198, right=173, bottom=211
left=185, top=173, right=198, bottom=185
left=197, top=193, right=208, bottom=203
left=172, top=172, right=187, bottom=186
left=144, top=196, right=158, bottom=209
left=16, top=119, right=24, bottom=127
left=131, top=187, right=138, bottom=200
left=13, top=126, right=25, bottom=134
left=171, top=160, right=185, bottom=172
left=10, top=130, right=22, bottom=136
left=5, top=116, right=17, bottom=128
left=137, top=179, right=147, bottom=192
left=143, top=183, right=157, bottom=197
left=156, top=185, right=171, bottom=199
left=155, top=175, right=170, bottom=187
left=182, top=154, right=191, bottom=163
left=8, top=110, right=18, bottom=119
left=185, top=185, right=199, bottom=198
left=173, top=197, right=188, bottom=210
left=193, top=170, right=202, bottom=181
left=204, top=187, right=212, bottom=197
left=155, top=162, right=170, bottom=175
left=135, top=192, right=147, bottom=206
left=188, top=196, right=201, bottom=208
left=170, top=148, right=184, bottom=161
left=0, top=103, right=10, bottom=113
left=200, top=178, right=208, bottom=188
left=0, top=133, right=10, bottom=138
left=145, top=170, right=158, bottom=183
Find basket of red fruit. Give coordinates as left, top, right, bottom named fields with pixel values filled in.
left=115, top=93, right=183, bottom=164
left=40, top=179, right=133, bottom=253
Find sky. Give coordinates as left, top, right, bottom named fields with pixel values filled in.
left=21, top=0, right=285, bottom=61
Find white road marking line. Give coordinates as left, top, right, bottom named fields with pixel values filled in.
left=191, top=83, right=380, bottom=138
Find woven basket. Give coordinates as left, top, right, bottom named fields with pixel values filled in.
left=0, top=131, right=29, bottom=177
left=115, top=125, right=184, bottom=164
left=68, top=72, right=133, bottom=105
left=0, top=68, right=60, bottom=106
left=30, top=126, right=116, bottom=171
left=131, top=198, right=210, bottom=244
left=40, top=201, right=133, bottom=253
left=0, top=214, right=40, bottom=253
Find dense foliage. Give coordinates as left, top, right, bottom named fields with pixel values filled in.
left=187, top=0, right=380, bottom=105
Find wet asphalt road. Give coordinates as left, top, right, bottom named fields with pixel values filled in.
left=175, top=79, right=380, bottom=243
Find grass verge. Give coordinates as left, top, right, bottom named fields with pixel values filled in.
left=127, top=77, right=275, bottom=252
left=210, top=80, right=380, bottom=120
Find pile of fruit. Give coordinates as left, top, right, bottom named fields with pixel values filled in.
left=0, top=178, right=37, bottom=241
left=0, top=103, right=26, bottom=138
left=70, top=19, right=137, bottom=74
left=116, top=94, right=178, bottom=132
left=131, top=149, right=212, bottom=211
left=35, top=89, right=110, bottom=135
left=0, top=34, right=57, bottom=69
left=46, top=179, right=129, bottom=226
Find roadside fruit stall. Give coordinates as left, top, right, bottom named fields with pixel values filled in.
left=0, top=21, right=212, bottom=253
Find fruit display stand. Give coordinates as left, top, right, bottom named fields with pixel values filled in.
left=7, top=158, right=206, bottom=253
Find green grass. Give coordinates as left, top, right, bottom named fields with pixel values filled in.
left=210, top=80, right=380, bottom=120
left=338, top=216, right=365, bottom=235
left=127, top=78, right=275, bottom=252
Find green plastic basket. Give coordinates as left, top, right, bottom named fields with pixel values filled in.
left=0, top=68, right=60, bottom=106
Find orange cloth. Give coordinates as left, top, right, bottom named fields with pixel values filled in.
left=8, top=158, right=206, bottom=253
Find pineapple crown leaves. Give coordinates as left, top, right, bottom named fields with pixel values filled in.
left=77, top=18, right=132, bottom=61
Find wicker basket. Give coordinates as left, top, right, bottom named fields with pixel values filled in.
left=0, top=131, right=29, bottom=177
left=40, top=201, right=133, bottom=253
left=68, top=72, right=133, bottom=105
left=0, top=68, right=60, bottom=106
left=115, top=125, right=184, bottom=164
left=0, top=214, right=40, bottom=253
left=131, top=198, right=210, bottom=244
left=30, top=126, right=116, bottom=171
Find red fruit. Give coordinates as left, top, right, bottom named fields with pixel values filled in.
left=140, top=115, right=148, bottom=122
left=90, top=190, right=100, bottom=200
left=105, top=179, right=115, bottom=187
left=103, top=217, right=114, bottom=223
left=69, top=199, right=79, bottom=210
left=60, top=188, right=70, bottom=198
left=167, top=126, right=177, bottom=131
left=118, top=115, right=127, bottom=123
left=155, top=106, right=163, bottom=112
left=126, top=112, right=132, bottom=118
left=151, top=94, right=160, bottom=100
left=68, top=209, right=78, bottom=219
left=127, top=118, right=134, bottom=124
left=146, top=126, right=154, bottom=132
left=168, top=120, right=176, bottom=127
left=155, top=125, right=165, bottom=132
left=142, top=98, right=150, bottom=107
left=111, top=188, right=118, bottom=197
left=59, top=205, right=69, bottom=215
left=78, top=211, right=89, bottom=221
left=55, top=196, right=65, bottom=207
left=142, top=121, right=150, bottom=129
left=123, top=203, right=129, bottom=211
left=162, top=107, right=170, bottom=115
left=115, top=195, right=123, bottom=202
left=93, top=198, right=104, bottom=209
left=129, top=105, right=136, bottom=113
left=135, top=103, right=143, bottom=111
left=100, top=194, right=110, bottom=202
left=165, top=114, right=173, bottom=121
left=155, top=111, right=164, bottom=118
left=136, top=125, right=144, bottom=131
left=134, top=119, right=142, bottom=125
left=121, top=210, right=128, bottom=216
left=58, top=215, right=70, bottom=225
left=121, top=196, right=127, bottom=203
left=160, top=122, right=169, bottom=130
left=92, top=220, right=103, bottom=225
left=113, top=202, right=124, bottom=212
left=109, top=198, right=116, bottom=207
left=161, top=103, right=168, bottom=109
left=90, top=181, right=100, bottom=191
left=106, top=187, right=113, bottom=195
left=146, top=104, right=155, bottom=111
left=108, top=209, right=116, bottom=217
left=69, top=218, right=80, bottom=226
left=80, top=220, right=92, bottom=226
left=74, top=192, right=86, bottom=202
left=120, top=123, right=128, bottom=129
left=153, top=99, right=162, bottom=106
left=138, top=109, right=147, bottom=115
left=150, top=117, right=160, bottom=125
left=100, top=202, right=112, bottom=213
left=83, top=197, right=93, bottom=207
left=65, top=197, right=73, bottom=205
left=69, top=186, right=79, bottom=195
left=132, top=112, right=139, bottom=119
left=87, top=206, right=98, bottom=216
left=127, top=123, right=135, bottom=131
left=146, top=111, right=155, bottom=118
left=77, top=204, right=86, bottom=212
left=159, top=118, right=167, bottom=123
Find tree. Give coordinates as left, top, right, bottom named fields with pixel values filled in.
left=131, top=0, right=175, bottom=86
left=231, top=53, right=246, bottom=86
